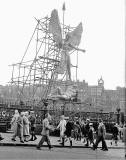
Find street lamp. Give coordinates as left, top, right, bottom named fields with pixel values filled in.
left=116, top=107, right=121, bottom=125
left=61, top=103, right=65, bottom=115
left=52, top=100, right=56, bottom=116
left=43, top=100, right=48, bottom=118
left=100, top=109, right=103, bottom=118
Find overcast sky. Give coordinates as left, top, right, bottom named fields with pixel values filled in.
left=0, top=0, right=125, bottom=90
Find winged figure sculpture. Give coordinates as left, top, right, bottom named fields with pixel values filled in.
left=49, top=9, right=85, bottom=80
left=48, top=9, right=85, bottom=100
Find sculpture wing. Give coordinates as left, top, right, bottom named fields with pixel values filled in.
left=64, top=22, right=83, bottom=51
left=49, top=9, right=62, bottom=48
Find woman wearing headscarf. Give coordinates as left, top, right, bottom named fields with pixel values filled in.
left=56, top=115, right=66, bottom=146
left=11, top=111, right=24, bottom=143
left=23, top=111, right=30, bottom=141
left=11, top=110, right=19, bottom=140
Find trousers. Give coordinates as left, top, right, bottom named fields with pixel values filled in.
left=93, top=135, right=108, bottom=150
left=37, top=135, right=51, bottom=148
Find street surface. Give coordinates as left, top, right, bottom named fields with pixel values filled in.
left=0, top=146, right=125, bottom=160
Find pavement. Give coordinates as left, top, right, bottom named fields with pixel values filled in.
left=0, top=132, right=125, bottom=149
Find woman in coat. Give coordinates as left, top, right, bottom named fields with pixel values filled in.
left=11, top=110, right=20, bottom=139
left=23, top=111, right=30, bottom=141
left=11, top=111, right=24, bottom=143
left=56, top=115, right=66, bottom=146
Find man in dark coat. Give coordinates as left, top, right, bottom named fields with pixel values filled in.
left=92, top=118, right=108, bottom=151
left=29, top=111, right=37, bottom=141
left=111, top=122, right=119, bottom=146
left=64, top=118, right=74, bottom=148
left=84, top=119, right=90, bottom=146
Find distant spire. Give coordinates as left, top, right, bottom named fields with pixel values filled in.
left=62, top=2, right=66, bottom=11
left=98, top=76, right=104, bottom=86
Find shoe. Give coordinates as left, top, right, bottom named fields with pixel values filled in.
left=57, top=139, right=61, bottom=142
left=36, top=146, right=41, bottom=150
left=84, top=144, right=89, bottom=147
left=102, top=148, right=108, bottom=151
left=24, top=139, right=29, bottom=142
left=59, top=142, right=64, bottom=146
left=20, top=140, right=24, bottom=143
left=49, top=146, right=53, bottom=150
left=0, top=137, right=4, bottom=141
left=11, top=138, right=16, bottom=141
left=100, top=148, right=103, bottom=150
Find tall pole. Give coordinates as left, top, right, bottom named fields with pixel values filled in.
left=62, top=2, right=66, bottom=40
left=62, top=3, right=68, bottom=85
left=76, top=51, right=78, bottom=81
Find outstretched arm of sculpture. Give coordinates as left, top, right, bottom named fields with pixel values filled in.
left=68, top=43, right=86, bottom=53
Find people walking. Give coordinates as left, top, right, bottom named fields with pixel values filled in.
left=111, top=122, right=119, bottom=146
left=64, top=117, right=74, bottom=148
left=11, top=110, right=20, bottom=139
left=11, top=111, right=24, bottom=143
left=56, top=115, right=66, bottom=146
left=36, top=113, right=54, bottom=150
left=92, top=118, right=108, bottom=151
left=84, top=119, right=90, bottom=147
left=80, top=120, right=87, bottom=143
left=88, top=123, right=95, bottom=146
left=29, top=111, right=37, bottom=141
left=73, top=118, right=81, bottom=141
left=23, top=111, right=30, bottom=142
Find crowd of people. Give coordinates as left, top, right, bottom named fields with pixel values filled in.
left=0, top=109, right=125, bottom=152
left=10, top=109, right=37, bottom=143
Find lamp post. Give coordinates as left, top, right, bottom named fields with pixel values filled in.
left=52, top=100, right=56, bottom=117
left=43, top=100, right=48, bottom=119
left=100, top=109, right=103, bottom=118
left=61, top=103, right=65, bottom=115
left=116, top=107, right=121, bottom=125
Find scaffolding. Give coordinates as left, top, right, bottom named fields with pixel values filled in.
left=9, top=11, right=82, bottom=106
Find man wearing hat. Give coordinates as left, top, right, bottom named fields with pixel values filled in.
left=84, top=118, right=90, bottom=147
left=64, top=117, right=74, bottom=148
left=36, top=113, right=54, bottom=150
left=92, top=118, right=108, bottom=151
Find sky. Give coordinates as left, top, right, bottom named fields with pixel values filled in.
left=0, top=0, right=125, bottom=90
